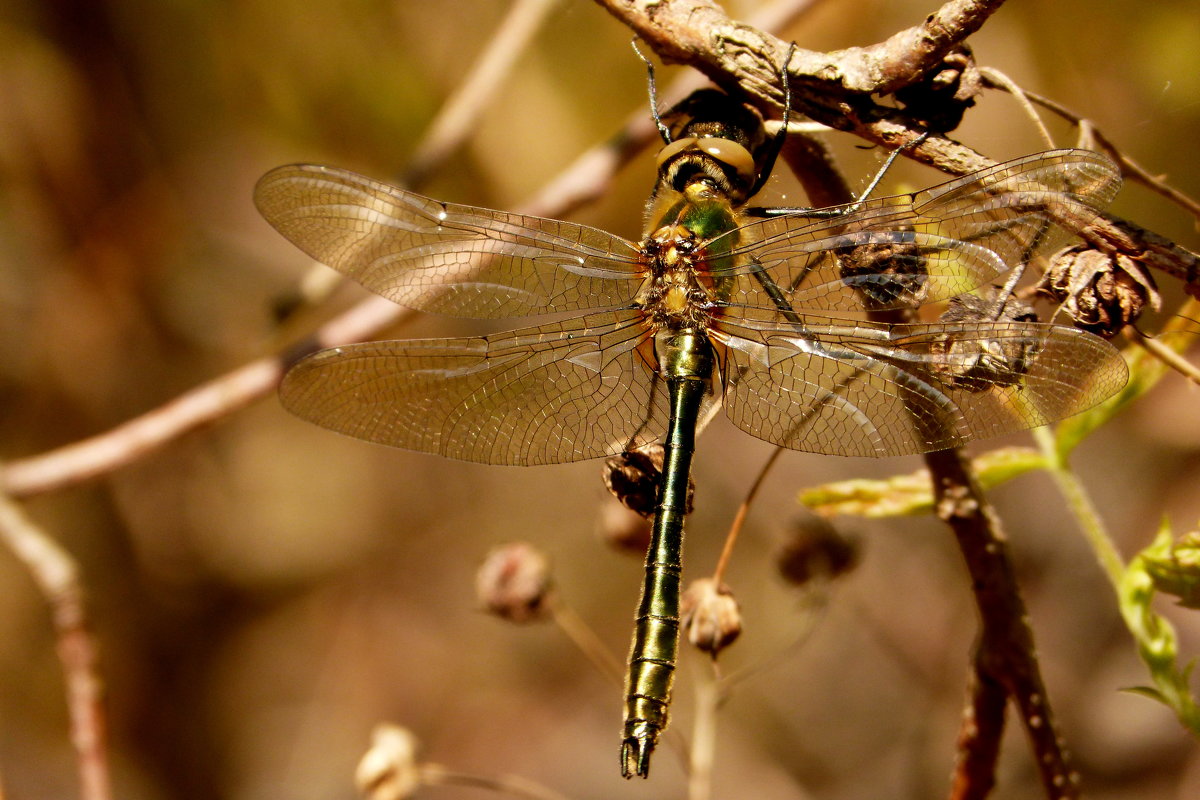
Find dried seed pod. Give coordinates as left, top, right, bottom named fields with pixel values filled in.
left=355, top=724, right=421, bottom=800
left=1143, top=528, right=1200, bottom=610
left=475, top=542, right=553, bottom=623
left=929, top=292, right=1039, bottom=392
left=777, top=517, right=860, bottom=586
left=602, top=444, right=694, bottom=519
left=1037, top=245, right=1160, bottom=338
left=681, top=578, right=742, bottom=655
left=837, top=227, right=930, bottom=309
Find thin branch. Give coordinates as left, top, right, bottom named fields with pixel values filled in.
left=1126, top=325, right=1200, bottom=387
left=402, top=0, right=565, bottom=189
left=994, top=79, right=1200, bottom=221
left=595, top=0, right=1006, bottom=94
left=927, top=449, right=1080, bottom=800
left=949, top=666, right=1006, bottom=800
left=0, top=491, right=112, bottom=800
left=711, top=446, right=783, bottom=585
left=594, top=0, right=1007, bottom=174
left=0, top=0, right=817, bottom=500
left=602, top=0, right=1200, bottom=302
left=976, top=66, right=1055, bottom=149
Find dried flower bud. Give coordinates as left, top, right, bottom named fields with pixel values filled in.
left=1143, top=528, right=1200, bottom=610
left=597, top=496, right=652, bottom=555
left=777, top=517, right=860, bottom=586
left=475, top=542, right=553, bottom=623
left=1037, top=245, right=1160, bottom=338
left=895, top=45, right=981, bottom=132
left=837, top=226, right=929, bottom=309
left=929, top=292, right=1039, bottom=391
left=355, top=724, right=421, bottom=800
left=681, top=578, right=742, bottom=655
left=602, top=444, right=693, bottom=519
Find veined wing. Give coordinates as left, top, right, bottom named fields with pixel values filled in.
left=712, top=149, right=1121, bottom=317
left=255, top=165, right=646, bottom=319
left=280, top=311, right=670, bottom=466
left=712, top=314, right=1127, bottom=458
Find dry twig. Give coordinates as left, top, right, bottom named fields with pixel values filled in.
left=0, top=491, right=112, bottom=800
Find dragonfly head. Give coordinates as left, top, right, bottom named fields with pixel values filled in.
left=654, top=89, right=772, bottom=204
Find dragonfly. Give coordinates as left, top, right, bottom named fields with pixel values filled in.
left=255, top=77, right=1126, bottom=778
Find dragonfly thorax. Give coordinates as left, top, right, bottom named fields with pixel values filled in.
left=635, top=222, right=719, bottom=330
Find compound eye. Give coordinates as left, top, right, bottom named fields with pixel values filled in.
left=692, top=138, right=757, bottom=185
left=655, top=137, right=697, bottom=172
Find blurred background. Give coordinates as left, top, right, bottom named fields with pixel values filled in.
left=1, top=1, right=1199, bottom=798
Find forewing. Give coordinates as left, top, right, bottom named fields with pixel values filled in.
left=279, top=311, right=669, bottom=466
left=715, top=315, right=1127, bottom=457
left=715, top=149, right=1121, bottom=317
left=255, top=164, right=645, bottom=318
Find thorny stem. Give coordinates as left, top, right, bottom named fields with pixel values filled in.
left=951, top=667, right=1006, bottom=800
left=595, top=0, right=1008, bottom=172
left=927, top=448, right=1080, bottom=800
left=0, top=491, right=112, bottom=800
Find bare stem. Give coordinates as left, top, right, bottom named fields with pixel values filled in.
left=0, top=492, right=112, bottom=800
left=927, top=448, right=1080, bottom=800
left=687, top=669, right=721, bottom=800
left=712, top=446, right=784, bottom=584
left=402, top=0, right=564, bottom=189
left=1126, top=325, right=1200, bottom=387
left=550, top=601, right=626, bottom=688
left=420, top=763, right=574, bottom=800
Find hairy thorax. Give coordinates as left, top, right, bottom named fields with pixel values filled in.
left=635, top=182, right=745, bottom=332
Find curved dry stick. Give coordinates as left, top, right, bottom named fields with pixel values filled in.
left=595, top=0, right=1008, bottom=173
left=0, top=491, right=111, bottom=800
left=0, top=0, right=818, bottom=500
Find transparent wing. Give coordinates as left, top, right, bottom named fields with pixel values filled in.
left=713, top=149, right=1121, bottom=316
left=255, top=164, right=646, bottom=318
left=713, top=314, right=1127, bottom=457
left=279, top=311, right=672, bottom=466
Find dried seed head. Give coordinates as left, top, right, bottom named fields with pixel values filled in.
left=681, top=578, right=742, bottom=656
left=355, top=724, right=421, bottom=800
left=777, top=517, right=860, bottom=586
left=929, top=292, right=1039, bottom=392
left=602, top=444, right=694, bottom=519
left=1037, top=245, right=1160, bottom=338
left=475, top=542, right=553, bottom=623
left=837, top=226, right=929, bottom=309
left=894, top=45, right=982, bottom=132
left=597, top=496, right=652, bottom=555
left=1143, top=528, right=1200, bottom=610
